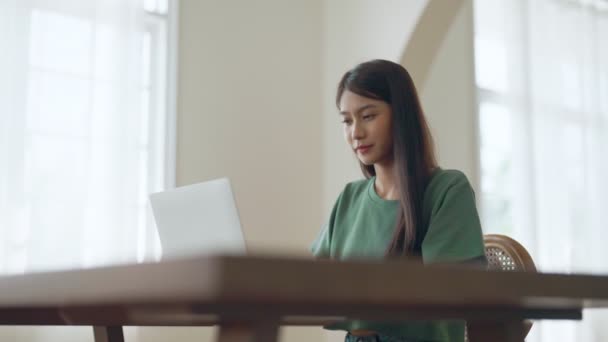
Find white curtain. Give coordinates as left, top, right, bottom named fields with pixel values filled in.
left=475, top=0, right=608, bottom=341
left=0, top=0, right=167, bottom=272
left=0, top=0, right=168, bottom=340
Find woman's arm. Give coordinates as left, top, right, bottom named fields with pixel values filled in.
left=421, top=171, right=486, bottom=265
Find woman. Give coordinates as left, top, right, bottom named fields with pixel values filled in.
left=311, top=59, right=486, bottom=342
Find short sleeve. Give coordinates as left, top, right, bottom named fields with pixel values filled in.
left=310, top=221, right=332, bottom=258
left=310, top=191, right=342, bottom=259
left=422, top=173, right=486, bottom=264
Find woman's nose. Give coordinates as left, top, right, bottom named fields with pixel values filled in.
left=351, top=122, right=365, bottom=140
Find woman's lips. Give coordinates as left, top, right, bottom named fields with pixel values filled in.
left=356, top=144, right=373, bottom=154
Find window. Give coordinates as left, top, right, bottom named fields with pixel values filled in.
left=474, top=0, right=608, bottom=341
left=0, top=0, right=174, bottom=273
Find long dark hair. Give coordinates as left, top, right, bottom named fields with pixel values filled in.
left=336, top=59, right=438, bottom=257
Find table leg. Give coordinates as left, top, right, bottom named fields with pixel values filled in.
left=93, top=326, right=125, bottom=342
left=467, top=320, right=526, bottom=342
left=217, top=320, right=279, bottom=342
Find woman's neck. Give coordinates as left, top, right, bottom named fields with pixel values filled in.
left=373, top=159, right=399, bottom=200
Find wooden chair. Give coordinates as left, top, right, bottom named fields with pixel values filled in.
left=466, top=234, right=537, bottom=341
left=484, top=234, right=537, bottom=273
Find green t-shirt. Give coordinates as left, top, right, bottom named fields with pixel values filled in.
left=311, top=168, right=486, bottom=342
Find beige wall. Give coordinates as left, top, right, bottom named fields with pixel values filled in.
left=172, top=0, right=324, bottom=341
left=321, top=0, right=428, bottom=214
left=321, top=0, right=479, bottom=215
left=412, top=0, right=480, bottom=192
left=176, top=0, right=324, bottom=256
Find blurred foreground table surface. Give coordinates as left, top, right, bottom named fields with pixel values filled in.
left=1, top=255, right=608, bottom=342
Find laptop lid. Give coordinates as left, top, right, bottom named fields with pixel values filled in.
left=149, top=177, right=246, bottom=259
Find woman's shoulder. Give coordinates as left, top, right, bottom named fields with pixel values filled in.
left=425, top=168, right=474, bottom=202
left=428, top=168, right=471, bottom=189
left=330, top=178, right=374, bottom=207
left=345, top=177, right=372, bottom=190
left=340, top=177, right=373, bottom=198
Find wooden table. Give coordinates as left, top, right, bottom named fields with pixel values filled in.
left=1, top=255, right=608, bottom=342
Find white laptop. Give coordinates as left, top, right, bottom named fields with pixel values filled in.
left=149, top=177, right=247, bottom=260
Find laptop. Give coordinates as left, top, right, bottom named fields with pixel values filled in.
left=148, top=177, right=247, bottom=260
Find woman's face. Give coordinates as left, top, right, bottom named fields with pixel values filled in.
left=339, top=90, right=393, bottom=166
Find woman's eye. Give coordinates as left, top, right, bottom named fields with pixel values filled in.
left=342, top=120, right=352, bottom=125
left=363, top=114, right=376, bottom=120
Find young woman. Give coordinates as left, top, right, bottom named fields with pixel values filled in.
left=311, top=59, right=486, bottom=342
